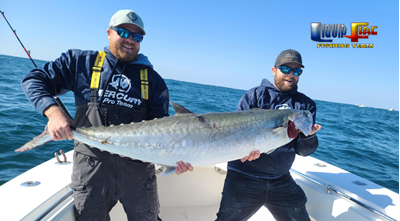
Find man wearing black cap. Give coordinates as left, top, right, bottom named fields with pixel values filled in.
left=21, top=9, right=192, bottom=221
left=216, top=49, right=321, bottom=221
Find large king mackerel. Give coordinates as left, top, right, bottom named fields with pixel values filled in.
left=16, top=102, right=313, bottom=175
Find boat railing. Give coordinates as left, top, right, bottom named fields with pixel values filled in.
left=290, top=169, right=396, bottom=221
left=33, top=189, right=73, bottom=221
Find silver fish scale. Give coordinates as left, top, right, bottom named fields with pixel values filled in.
left=73, top=109, right=311, bottom=166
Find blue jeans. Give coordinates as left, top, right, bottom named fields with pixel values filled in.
left=216, top=170, right=310, bottom=221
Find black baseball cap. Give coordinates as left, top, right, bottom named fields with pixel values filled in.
left=274, top=49, right=304, bottom=68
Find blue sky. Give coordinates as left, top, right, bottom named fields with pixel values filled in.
left=1, top=0, right=398, bottom=109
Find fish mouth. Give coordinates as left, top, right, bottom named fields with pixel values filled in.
left=288, top=111, right=313, bottom=137
left=287, top=120, right=300, bottom=138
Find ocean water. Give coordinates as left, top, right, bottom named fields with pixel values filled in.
left=0, top=54, right=398, bottom=193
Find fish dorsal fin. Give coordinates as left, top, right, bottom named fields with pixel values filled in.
left=171, top=102, right=193, bottom=114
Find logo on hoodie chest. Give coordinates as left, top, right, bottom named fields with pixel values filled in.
left=99, top=74, right=142, bottom=108
left=275, top=104, right=291, bottom=110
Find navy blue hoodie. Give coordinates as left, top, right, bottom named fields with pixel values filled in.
left=227, top=79, right=318, bottom=178
left=21, top=47, right=169, bottom=119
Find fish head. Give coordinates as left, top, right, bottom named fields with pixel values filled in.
left=288, top=110, right=313, bottom=137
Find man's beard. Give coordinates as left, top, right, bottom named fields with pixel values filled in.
left=115, top=47, right=138, bottom=62
left=274, top=76, right=298, bottom=92
left=110, top=41, right=138, bottom=62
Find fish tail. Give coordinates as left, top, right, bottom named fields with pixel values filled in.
left=160, top=166, right=177, bottom=177
left=15, top=129, right=52, bottom=152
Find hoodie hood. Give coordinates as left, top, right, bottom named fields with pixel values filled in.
left=104, top=46, right=153, bottom=68
left=131, top=53, right=153, bottom=68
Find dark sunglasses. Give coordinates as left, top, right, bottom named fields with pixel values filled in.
left=109, top=27, right=143, bottom=42
left=276, top=66, right=303, bottom=76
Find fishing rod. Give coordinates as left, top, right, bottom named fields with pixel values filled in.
left=1, top=10, right=37, bottom=68
left=1, top=10, right=73, bottom=120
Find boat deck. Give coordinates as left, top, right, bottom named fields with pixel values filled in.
left=0, top=150, right=398, bottom=221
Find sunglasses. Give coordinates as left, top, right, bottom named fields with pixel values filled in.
left=110, top=27, right=143, bottom=42
left=276, top=66, right=303, bottom=76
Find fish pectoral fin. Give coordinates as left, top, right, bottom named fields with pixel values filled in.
left=160, top=166, right=177, bottom=177
left=272, top=126, right=286, bottom=135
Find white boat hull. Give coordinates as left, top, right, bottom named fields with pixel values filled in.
left=0, top=150, right=398, bottom=221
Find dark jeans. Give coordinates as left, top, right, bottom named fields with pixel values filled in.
left=216, top=170, right=310, bottom=221
left=70, top=151, right=162, bottom=221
